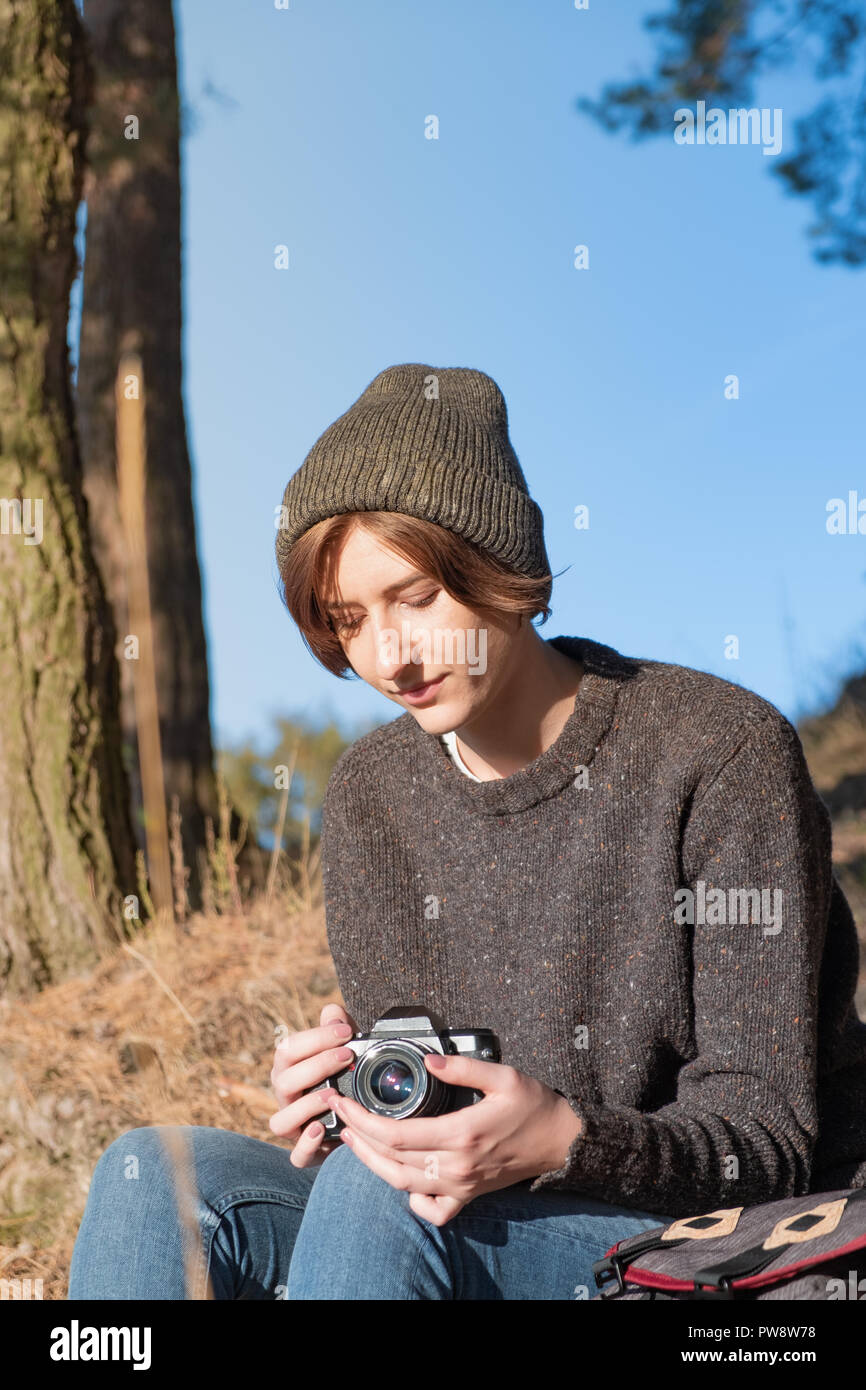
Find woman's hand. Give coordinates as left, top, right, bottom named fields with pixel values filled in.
left=321, top=1052, right=584, bottom=1226
left=269, top=1003, right=361, bottom=1168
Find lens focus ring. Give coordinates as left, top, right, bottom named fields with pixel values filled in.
left=353, top=1040, right=447, bottom=1119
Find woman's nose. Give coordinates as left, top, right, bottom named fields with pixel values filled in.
left=372, top=622, right=403, bottom=677
left=373, top=621, right=420, bottom=680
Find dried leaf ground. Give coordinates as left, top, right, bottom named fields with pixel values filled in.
left=0, top=884, right=336, bottom=1299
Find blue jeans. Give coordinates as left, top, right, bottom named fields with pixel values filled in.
left=68, top=1125, right=672, bottom=1300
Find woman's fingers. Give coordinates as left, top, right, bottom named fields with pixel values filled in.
left=268, top=1011, right=359, bottom=1159
left=271, top=1043, right=354, bottom=1110
left=269, top=1083, right=340, bottom=1141
left=288, top=1119, right=342, bottom=1168
left=319, top=1004, right=359, bottom=1033
left=269, top=1021, right=354, bottom=1087
left=409, top=1192, right=466, bottom=1227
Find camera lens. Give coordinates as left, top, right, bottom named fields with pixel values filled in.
left=368, top=1060, right=416, bottom=1106
left=353, top=1040, right=447, bottom=1119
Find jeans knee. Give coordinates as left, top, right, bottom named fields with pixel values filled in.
left=72, top=1129, right=168, bottom=1257
left=92, top=1126, right=157, bottom=1172
left=86, top=1126, right=178, bottom=1199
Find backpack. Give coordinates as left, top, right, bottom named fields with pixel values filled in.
left=591, top=1186, right=866, bottom=1300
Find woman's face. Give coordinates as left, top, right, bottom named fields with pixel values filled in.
left=324, top=523, right=520, bottom=733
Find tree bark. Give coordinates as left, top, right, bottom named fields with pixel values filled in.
left=0, top=0, right=139, bottom=996
left=76, top=0, right=241, bottom=908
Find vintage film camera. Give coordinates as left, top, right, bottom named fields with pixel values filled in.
left=308, top=1006, right=501, bottom=1136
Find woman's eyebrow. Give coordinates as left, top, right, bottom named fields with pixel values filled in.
left=324, top=571, right=431, bottom=614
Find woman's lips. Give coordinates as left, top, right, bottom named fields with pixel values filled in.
left=399, top=674, right=447, bottom=705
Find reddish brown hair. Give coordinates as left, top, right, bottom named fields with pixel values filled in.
left=277, top=511, right=554, bottom=679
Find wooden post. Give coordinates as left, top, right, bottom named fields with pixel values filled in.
left=115, top=352, right=174, bottom=920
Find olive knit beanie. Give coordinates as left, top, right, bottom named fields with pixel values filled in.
left=274, top=363, right=550, bottom=580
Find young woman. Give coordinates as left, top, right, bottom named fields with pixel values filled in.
left=69, top=363, right=866, bottom=1300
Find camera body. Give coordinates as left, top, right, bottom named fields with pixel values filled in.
left=308, top=1006, right=501, bottom=1137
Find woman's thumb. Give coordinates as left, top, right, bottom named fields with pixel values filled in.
left=319, top=1002, right=358, bottom=1031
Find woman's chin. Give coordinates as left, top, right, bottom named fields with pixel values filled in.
left=405, top=698, right=465, bottom=734
left=407, top=707, right=452, bottom=733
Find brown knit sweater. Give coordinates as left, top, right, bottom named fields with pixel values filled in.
left=319, top=634, right=866, bottom=1216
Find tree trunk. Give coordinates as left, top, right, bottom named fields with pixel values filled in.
left=0, top=0, right=139, bottom=996
left=76, top=0, right=248, bottom=908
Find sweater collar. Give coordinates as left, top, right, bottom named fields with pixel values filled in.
left=408, top=635, right=636, bottom=815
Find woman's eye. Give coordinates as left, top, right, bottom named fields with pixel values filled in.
left=329, top=612, right=362, bottom=635
left=334, top=591, right=437, bottom=635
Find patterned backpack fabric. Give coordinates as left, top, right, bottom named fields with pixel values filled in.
left=592, top=1187, right=866, bottom=1300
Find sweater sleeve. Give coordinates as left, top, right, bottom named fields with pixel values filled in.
left=528, top=709, right=832, bottom=1217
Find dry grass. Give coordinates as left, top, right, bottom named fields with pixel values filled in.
left=801, top=700, right=866, bottom=1012
left=0, top=862, right=337, bottom=1300
left=800, top=699, right=866, bottom=801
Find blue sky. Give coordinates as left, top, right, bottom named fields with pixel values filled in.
left=71, top=1, right=866, bottom=753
